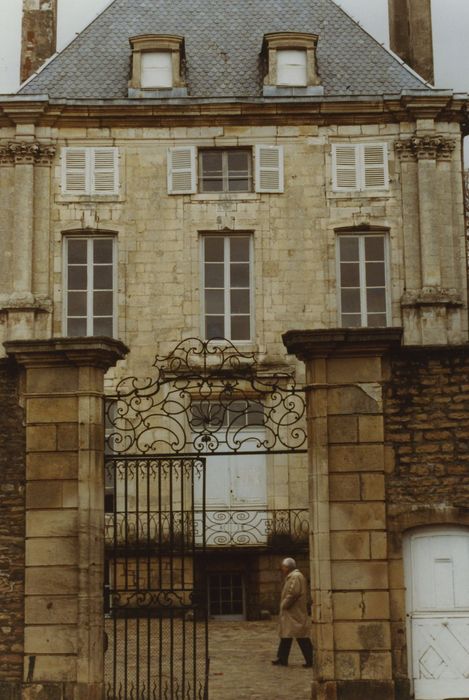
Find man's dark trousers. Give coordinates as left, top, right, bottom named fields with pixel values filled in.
left=277, top=637, right=313, bottom=665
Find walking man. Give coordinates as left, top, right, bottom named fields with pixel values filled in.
left=272, top=557, right=313, bottom=668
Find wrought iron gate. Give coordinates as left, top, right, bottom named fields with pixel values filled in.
left=104, top=456, right=208, bottom=700
left=104, top=338, right=307, bottom=699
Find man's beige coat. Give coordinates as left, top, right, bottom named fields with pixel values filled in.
left=278, top=568, right=311, bottom=638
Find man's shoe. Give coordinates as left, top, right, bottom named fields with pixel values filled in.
left=302, top=662, right=312, bottom=668
left=272, top=659, right=288, bottom=666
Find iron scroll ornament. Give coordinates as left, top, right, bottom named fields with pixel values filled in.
left=105, top=337, right=307, bottom=455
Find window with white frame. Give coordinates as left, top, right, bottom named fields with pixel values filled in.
left=61, top=147, right=119, bottom=195
left=64, top=236, right=116, bottom=337
left=141, top=51, right=173, bottom=87
left=337, top=232, right=390, bottom=327
left=168, top=145, right=283, bottom=194
left=199, top=149, right=252, bottom=193
left=332, top=143, right=388, bottom=192
left=277, top=49, right=307, bottom=86
left=202, top=235, right=252, bottom=341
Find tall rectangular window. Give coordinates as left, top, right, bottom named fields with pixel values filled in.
left=202, top=235, right=252, bottom=341
left=337, top=233, right=390, bottom=327
left=64, top=236, right=116, bottom=337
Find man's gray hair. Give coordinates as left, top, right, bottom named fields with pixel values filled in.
left=282, top=557, right=296, bottom=570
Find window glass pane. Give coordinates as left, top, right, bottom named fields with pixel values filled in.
left=339, top=237, right=359, bottom=262
left=341, top=314, right=361, bottom=327
left=230, top=237, right=250, bottom=262
left=340, top=263, right=360, bottom=287
left=230, top=263, right=250, bottom=287
left=200, top=178, right=223, bottom=192
left=94, top=317, right=113, bottom=336
left=94, top=265, right=113, bottom=290
left=366, top=288, right=386, bottom=313
left=231, top=289, right=250, bottom=313
left=366, top=262, right=385, bottom=287
left=204, top=238, right=224, bottom=262
left=365, top=236, right=385, bottom=260
left=227, top=150, right=249, bottom=173
left=228, top=178, right=250, bottom=192
left=205, top=263, right=224, bottom=287
left=68, top=291, right=87, bottom=316
left=367, top=313, right=387, bottom=327
left=94, top=239, right=113, bottom=264
left=68, top=239, right=87, bottom=264
left=341, top=288, right=361, bottom=313
left=68, top=266, right=87, bottom=290
left=68, top=317, right=87, bottom=336
left=205, top=289, right=224, bottom=314
left=206, top=316, right=225, bottom=339
left=231, top=316, right=250, bottom=340
left=94, top=291, right=113, bottom=315
left=246, top=402, right=265, bottom=426
left=201, top=151, right=223, bottom=176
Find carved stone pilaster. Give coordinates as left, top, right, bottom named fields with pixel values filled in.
left=395, top=135, right=455, bottom=161
left=5, top=141, right=56, bottom=165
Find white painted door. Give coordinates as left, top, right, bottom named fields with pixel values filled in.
left=405, top=529, right=469, bottom=699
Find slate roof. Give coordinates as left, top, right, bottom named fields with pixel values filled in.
left=19, top=0, right=429, bottom=100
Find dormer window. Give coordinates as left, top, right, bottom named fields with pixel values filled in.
left=262, top=32, right=323, bottom=96
left=141, top=51, right=173, bottom=88
left=277, top=49, right=307, bottom=86
left=128, top=34, right=186, bottom=97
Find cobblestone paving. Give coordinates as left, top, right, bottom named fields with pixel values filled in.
left=208, top=620, right=312, bottom=700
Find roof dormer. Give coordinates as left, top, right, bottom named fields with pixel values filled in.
left=262, top=32, right=323, bottom=96
left=128, top=34, right=187, bottom=98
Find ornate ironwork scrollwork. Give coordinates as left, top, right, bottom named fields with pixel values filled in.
left=106, top=337, right=307, bottom=455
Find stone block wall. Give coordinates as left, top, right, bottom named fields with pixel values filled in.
left=0, top=359, right=25, bottom=684
left=384, top=345, right=469, bottom=687
left=386, top=346, right=469, bottom=506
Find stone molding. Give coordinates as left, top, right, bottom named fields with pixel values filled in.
left=0, top=141, right=56, bottom=165
left=401, top=288, right=463, bottom=308
left=282, top=327, right=403, bottom=361
left=0, top=293, right=52, bottom=312
left=5, top=336, right=129, bottom=370
left=395, top=135, right=455, bottom=161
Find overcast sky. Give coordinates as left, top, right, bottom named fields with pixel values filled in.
left=0, top=0, right=468, bottom=94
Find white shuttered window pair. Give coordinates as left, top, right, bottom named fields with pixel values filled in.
left=167, top=145, right=284, bottom=194
left=332, top=143, right=388, bottom=192
left=62, top=147, right=119, bottom=195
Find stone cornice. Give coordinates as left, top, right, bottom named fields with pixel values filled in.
left=0, top=141, right=56, bottom=165
left=282, top=328, right=403, bottom=361
left=395, top=135, right=456, bottom=161
left=0, top=93, right=465, bottom=129
left=5, top=336, right=129, bottom=370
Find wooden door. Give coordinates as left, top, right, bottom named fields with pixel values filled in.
left=405, top=528, right=469, bottom=699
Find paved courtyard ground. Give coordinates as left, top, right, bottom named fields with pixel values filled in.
left=208, top=620, right=312, bottom=700
left=105, top=617, right=312, bottom=699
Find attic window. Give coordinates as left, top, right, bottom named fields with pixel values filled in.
left=141, top=51, right=173, bottom=88
left=262, top=32, right=321, bottom=94
left=129, top=34, right=185, bottom=94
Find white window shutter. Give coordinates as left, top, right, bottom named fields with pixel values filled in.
left=141, top=51, right=173, bottom=88
left=167, top=146, right=197, bottom=194
left=254, top=145, right=284, bottom=193
left=362, top=143, right=388, bottom=190
left=62, top=147, right=88, bottom=194
left=333, top=144, right=358, bottom=191
left=91, top=147, right=119, bottom=194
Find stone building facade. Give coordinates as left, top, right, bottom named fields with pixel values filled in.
left=0, top=1, right=468, bottom=699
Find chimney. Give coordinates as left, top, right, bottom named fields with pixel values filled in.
left=20, top=0, right=57, bottom=83
left=388, top=0, right=434, bottom=84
